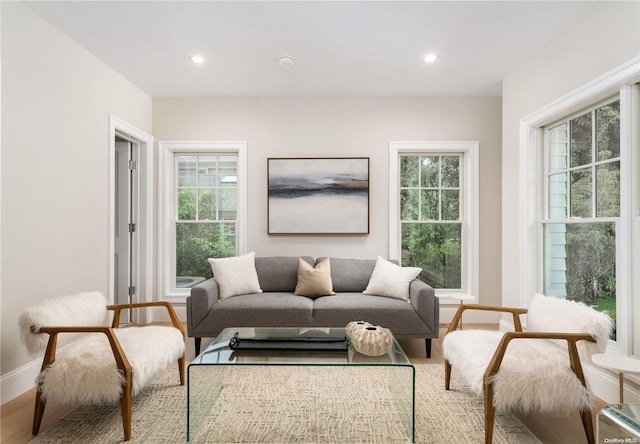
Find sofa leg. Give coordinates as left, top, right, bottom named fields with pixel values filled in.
left=195, top=337, right=202, bottom=356
left=178, top=354, right=186, bottom=386
left=425, top=338, right=432, bottom=358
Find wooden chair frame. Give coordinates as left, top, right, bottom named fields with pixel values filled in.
left=32, top=301, right=185, bottom=442
left=444, top=304, right=596, bottom=444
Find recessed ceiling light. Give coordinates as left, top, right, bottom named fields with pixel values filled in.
left=278, top=55, right=295, bottom=68
left=424, top=53, right=437, bottom=63
left=191, top=55, right=205, bottom=64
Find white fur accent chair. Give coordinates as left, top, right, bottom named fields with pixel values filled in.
left=442, top=294, right=613, bottom=444
left=19, top=292, right=186, bottom=441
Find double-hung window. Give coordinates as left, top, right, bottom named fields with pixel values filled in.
left=543, top=98, right=623, bottom=339
left=159, top=141, right=247, bottom=300
left=389, top=142, right=479, bottom=298
left=539, top=80, right=640, bottom=353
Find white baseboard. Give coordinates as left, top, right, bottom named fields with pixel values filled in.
left=1, top=357, right=41, bottom=404
left=585, top=362, right=640, bottom=404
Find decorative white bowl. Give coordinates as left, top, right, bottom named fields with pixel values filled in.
left=350, top=325, right=393, bottom=357
left=345, top=320, right=371, bottom=338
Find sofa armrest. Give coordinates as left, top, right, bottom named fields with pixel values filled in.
left=186, top=277, right=219, bottom=336
left=409, top=279, right=439, bottom=336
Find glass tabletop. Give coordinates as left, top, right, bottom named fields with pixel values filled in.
left=191, top=327, right=413, bottom=366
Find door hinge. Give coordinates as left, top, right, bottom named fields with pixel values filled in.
left=128, top=286, right=136, bottom=296
left=129, top=223, right=136, bottom=233
left=128, top=160, right=137, bottom=170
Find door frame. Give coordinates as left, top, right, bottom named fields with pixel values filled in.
left=109, top=115, right=153, bottom=322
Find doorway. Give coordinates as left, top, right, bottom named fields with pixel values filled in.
left=109, top=115, right=153, bottom=325
left=114, top=138, right=137, bottom=324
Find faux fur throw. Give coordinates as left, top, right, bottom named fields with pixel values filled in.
left=443, top=294, right=614, bottom=414
left=38, top=325, right=184, bottom=405
left=526, top=293, right=613, bottom=358
left=444, top=330, right=591, bottom=414
left=19, top=292, right=110, bottom=356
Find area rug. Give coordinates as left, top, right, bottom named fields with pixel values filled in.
left=31, top=364, right=540, bottom=443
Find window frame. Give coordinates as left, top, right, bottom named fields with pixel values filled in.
left=389, top=141, right=479, bottom=301
left=158, top=141, right=248, bottom=301
left=518, top=60, right=639, bottom=357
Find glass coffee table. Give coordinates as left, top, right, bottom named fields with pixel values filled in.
left=597, top=404, right=640, bottom=442
left=187, top=327, right=415, bottom=442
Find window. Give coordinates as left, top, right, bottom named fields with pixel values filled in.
left=543, top=99, right=620, bottom=338
left=400, top=154, right=462, bottom=288
left=389, top=142, right=479, bottom=298
left=159, top=141, right=247, bottom=300
left=519, top=62, right=640, bottom=365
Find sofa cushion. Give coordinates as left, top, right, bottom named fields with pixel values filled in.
left=312, top=293, right=430, bottom=337
left=255, top=256, right=314, bottom=292
left=363, top=257, right=421, bottom=301
left=202, top=293, right=314, bottom=329
left=294, top=257, right=335, bottom=298
left=317, top=257, right=399, bottom=292
left=208, top=252, right=262, bottom=300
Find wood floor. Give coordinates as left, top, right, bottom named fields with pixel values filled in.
left=1, top=324, right=603, bottom=443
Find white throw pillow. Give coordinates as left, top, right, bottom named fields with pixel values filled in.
left=363, top=257, right=421, bottom=301
left=208, top=252, right=263, bottom=300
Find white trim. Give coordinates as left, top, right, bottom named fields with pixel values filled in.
left=0, top=359, right=41, bottom=404
left=520, top=56, right=640, bottom=130
left=108, top=116, right=154, bottom=321
left=158, top=141, right=248, bottom=302
left=630, top=84, right=640, bottom=359
left=389, top=141, right=479, bottom=298
left=0, top=337, right=95, bottom=404
left=615, top=85, right=634, bottom=355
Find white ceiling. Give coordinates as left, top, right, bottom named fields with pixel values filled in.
left=25, top=1, right=600, bottom=98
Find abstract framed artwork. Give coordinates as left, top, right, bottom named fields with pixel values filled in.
left=268, top=157, right=370, bottom=234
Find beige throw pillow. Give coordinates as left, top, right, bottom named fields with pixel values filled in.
left=363, top=256, right=421, bottom=301
left=208, top=252, right=263, bottom=300
left=294, top=257, right=336, bottom=298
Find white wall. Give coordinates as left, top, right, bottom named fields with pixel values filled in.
left=153, top=96, right=503, bottom=306
left=0, top=2, right=152, bottom=401
left=501, top=1, right=640, bottom=309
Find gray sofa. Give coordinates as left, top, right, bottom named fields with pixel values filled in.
left=186, top=256, right=439, bottom=357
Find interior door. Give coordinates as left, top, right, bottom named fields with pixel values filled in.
left=115, top=139, right=137, bottom=324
